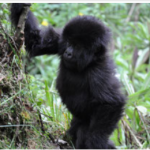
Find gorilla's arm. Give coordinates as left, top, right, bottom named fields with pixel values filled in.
left=10, top=3, right=59, bottom=57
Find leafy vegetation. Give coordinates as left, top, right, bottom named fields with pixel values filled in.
left=0, top=3, right=150, bottom=149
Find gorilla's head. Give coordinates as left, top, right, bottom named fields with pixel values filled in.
left=59, top=16, right=111, bottom=71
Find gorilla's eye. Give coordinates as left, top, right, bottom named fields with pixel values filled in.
left=67, top=42, right=72, bottom=47
left=95, top=44, right=102, bottom=53
left=95, top=47, right=100, bottom=54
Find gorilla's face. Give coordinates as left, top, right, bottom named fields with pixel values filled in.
left=58, top=16, right=111, bottom=71
left=59, top=40, right=95, bottom=71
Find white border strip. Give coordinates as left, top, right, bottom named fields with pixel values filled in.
left=1, top=1, right=150, bottom=3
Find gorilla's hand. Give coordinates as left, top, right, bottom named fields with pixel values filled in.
left=10, top=3, right=31, bottom=27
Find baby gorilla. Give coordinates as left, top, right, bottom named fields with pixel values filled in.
left=11, top=3, right=126, bottom=149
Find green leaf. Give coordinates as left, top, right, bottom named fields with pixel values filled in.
left=135, top=48, right=149, bottom=69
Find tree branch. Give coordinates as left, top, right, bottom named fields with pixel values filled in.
left=14, top=4, right=31, bottom=51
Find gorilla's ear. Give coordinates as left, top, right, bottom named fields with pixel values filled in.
left=94, top=31, right=111, bottom=56
left=101, top=28, right=112, bottom=46
left=94, top=44, right=106, bottom=56
left=99, top=29, right=112, bottom=54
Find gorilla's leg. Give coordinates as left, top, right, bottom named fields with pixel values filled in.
left=75, top=124, right=88, bottom=149
left=84, top=104, right=123, bottom=149
left=108, top=140, right=116, bottom=149
left=67, top=117, right=82, bottom=145
left=67, top=117, right=89, bottom=148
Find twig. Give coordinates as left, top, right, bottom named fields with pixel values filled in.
left=40, top=112, right=53, bottom=119
left=126, top=3, right=136, bottom=23
left=122, top=119, right=142, bottom=148
left=136, top=108, right=150, bottom=142
left=0, top=20, right=15, bottom=48
left=0, top=76, right=5, bottom=81
left=0, top=20, right=8, bottom=36
left=0, top=16, right=18, bottom=53
left=38, top=111, right=55, bottom=143
left=134, top=4, right=141, bottom=22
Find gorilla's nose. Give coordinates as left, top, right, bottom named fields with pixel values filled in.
left=64, top=47, right=73, bottom=59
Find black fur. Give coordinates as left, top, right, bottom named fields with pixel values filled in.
left=11, top=4, right=126, bottom=149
